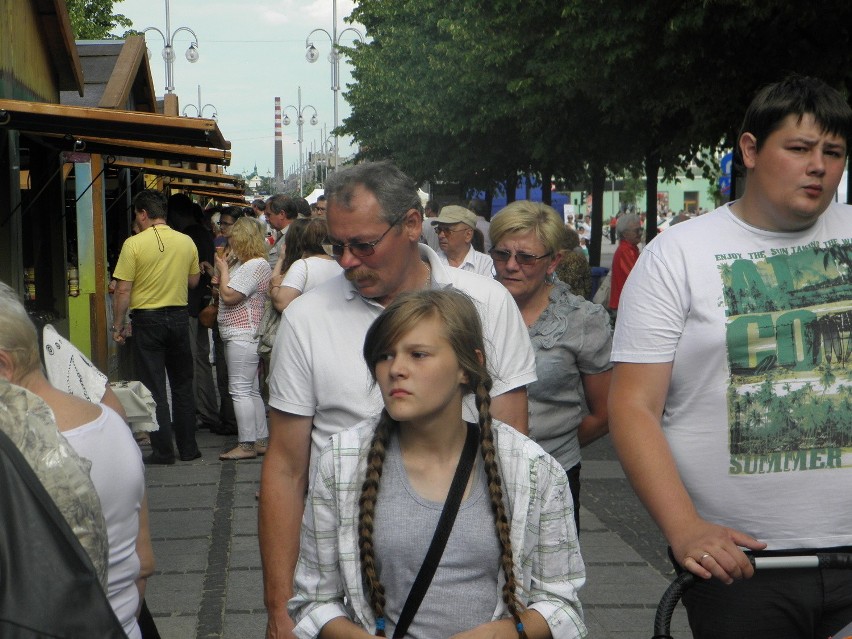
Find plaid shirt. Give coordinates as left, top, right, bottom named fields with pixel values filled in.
left=289, top=416, right=587, bottom=638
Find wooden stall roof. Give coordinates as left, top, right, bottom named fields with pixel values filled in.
left=24, top=132, right=231, bottom=166
left=172, top=187, right=247, bottom=205
left=0, top=98, right=229, bottom=150
left=61, top=36, right=157, bottom=113
left=34, top=0, right=85, bottom=95
left=110, top=159, right=243, bottom=186
left=165, top=181, right=245, bottom=194
left=99, top=36, right=157, bottom=111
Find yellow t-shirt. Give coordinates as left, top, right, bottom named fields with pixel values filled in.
left=113, top=224, right=200, bottom=309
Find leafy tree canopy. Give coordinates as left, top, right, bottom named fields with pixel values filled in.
left=66, top=0, right=132, bottom=40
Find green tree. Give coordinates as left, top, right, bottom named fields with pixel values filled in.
left=342, top=0, right=852, bottom=261
left=66, top=0, right=132, bottom=40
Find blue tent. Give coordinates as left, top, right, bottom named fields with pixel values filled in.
left=469, top=177, right=569, bottom=217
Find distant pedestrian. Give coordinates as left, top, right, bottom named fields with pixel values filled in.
left=467, top=197, right=493, bottom=252
left=112, top=190, right=201, bottom=464
left=432, top=205, right=495, bottom=277
left=608, top=213, right=642, bottom=316
left=213, top=217, right=271, bottom=460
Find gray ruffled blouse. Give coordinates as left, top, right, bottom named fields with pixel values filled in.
left=527, top=280, right=613, bottom=471
left=0, top=380, right=108, bottom=587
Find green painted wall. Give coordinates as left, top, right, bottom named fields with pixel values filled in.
left=68, top=161, right=95, bottom=357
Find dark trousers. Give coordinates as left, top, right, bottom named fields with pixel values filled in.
left=673, top=549, right=852, bottom=639
left=131, top=307, right=199, bottom=460
left=189, top=316, right=218, bottom=427
left=213, top=325, right=237, bottom=433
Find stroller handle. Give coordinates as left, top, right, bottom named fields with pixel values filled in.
left=652, top=553, right=852, bottom=639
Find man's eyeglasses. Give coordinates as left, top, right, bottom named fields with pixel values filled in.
left=489, top=248, right=552, bottom=266
left=218, top=220, right=234, bottom=227
left=434, top=224, right=466, bottom=236
left=322, top=213, right=406, bottom=259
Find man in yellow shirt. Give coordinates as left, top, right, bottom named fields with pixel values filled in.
left=112, top=190, right=202, bottom=464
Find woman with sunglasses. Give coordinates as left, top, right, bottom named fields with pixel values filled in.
left=489, top=201, right=612, bottom=530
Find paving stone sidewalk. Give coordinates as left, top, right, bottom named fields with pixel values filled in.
left=142, top=430, right=690, bottom=638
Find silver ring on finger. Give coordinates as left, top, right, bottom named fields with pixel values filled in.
left=699, top=552, right=711, bottom=562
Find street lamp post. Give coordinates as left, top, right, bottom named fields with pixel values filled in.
left=182, top=85, right=218, bottom=119
left=143, top=0, right=199, bottom=104
left=305, top=0, right=364, bottom=174
left=282, top=87, right=318, bottom=197
left=319, top=133, right=334, bottom=185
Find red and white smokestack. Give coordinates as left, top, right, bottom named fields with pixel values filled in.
left=274, top=97, right=285, bottom=181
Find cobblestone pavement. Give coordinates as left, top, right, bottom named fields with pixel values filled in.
left=143, top=436, right=690, bottom=639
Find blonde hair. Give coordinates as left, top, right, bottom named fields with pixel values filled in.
left=0, top=281, right=41, bottom=378
left=359, top=290, right=527, bottom=637
left=227, top=217, right=268, bottom=262
left=489, top=200, right=569, bottom=256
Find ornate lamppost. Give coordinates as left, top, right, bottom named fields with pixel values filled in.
left=305, top=0, right=364, bottom=174
left=282, top=87, right=318, bottom=197
left=143, top=0, right=199, bottom=114
left=182, top=85, right=218, bottom=119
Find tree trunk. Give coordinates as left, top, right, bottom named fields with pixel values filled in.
left=505, top=173, right=516, bottom=205
left=588, top=165, right=606, bottom=267
left=644, top=149, right=660, bottom=243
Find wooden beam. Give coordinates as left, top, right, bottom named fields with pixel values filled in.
left=99, top=36, right=152, bottom=111
left=0, top=97, right=229, bottom=149
left=110, top=159, right=244, bottom=186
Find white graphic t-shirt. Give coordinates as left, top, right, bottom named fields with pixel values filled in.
left=612, top=202, right=852, bottom=550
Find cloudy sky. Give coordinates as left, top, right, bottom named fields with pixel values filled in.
left=112, top=0, right=363, bottom=177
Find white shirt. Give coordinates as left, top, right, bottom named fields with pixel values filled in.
left=612, top=203, right=852, bottom=550
left=438, top=245, right=495, bottom=278
left=281, top=256, right=343, bottom=293
left=63, top=405, right=145, bottom=639
left=268, top=244, right=537, bottom=470
left=476, top=216, right=492, bottom=252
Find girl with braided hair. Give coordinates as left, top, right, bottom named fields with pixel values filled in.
left=289, top=289, right=586, bottom=639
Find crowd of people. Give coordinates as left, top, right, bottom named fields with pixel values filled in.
left=1, top=75, right=851, bottom=639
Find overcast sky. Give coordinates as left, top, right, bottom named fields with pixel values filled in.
left=112, top=0, right=363, bottom=177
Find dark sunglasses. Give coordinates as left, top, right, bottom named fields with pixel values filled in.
left=322, top=213, right=407, bottom=259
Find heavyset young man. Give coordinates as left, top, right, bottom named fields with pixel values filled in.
left=609, top=75, right=852, bottom=638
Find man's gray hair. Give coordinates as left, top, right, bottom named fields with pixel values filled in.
left=616, top=214, right=641, bottom=237
left=324, top=160, right=423, bottom=225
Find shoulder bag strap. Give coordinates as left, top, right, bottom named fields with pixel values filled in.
left=391, top=422, right=480, bottom=638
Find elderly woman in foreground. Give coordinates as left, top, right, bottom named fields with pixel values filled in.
left=0, top=281, right=153, bottom=639
left=490, top=201, right=613, bottom=530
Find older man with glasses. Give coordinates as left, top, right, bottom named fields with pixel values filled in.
left=258, top=160, right=537, bottom=637
left=430, top=205, right=495, bottom=277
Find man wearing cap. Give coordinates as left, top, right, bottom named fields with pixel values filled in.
left=432, top=205, right=495, bottom=277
